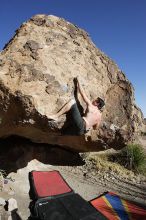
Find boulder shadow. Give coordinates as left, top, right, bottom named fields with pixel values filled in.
left=0, top=135, right=85, bottom=174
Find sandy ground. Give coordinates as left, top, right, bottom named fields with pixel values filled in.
left=1, top=159, right=146, bottom=219
left=0, top=136, right=146, bottom=219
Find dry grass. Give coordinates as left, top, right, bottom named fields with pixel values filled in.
left=89, top=144, right=146, bottom=178
left=89, top=151, right=144, bottom=180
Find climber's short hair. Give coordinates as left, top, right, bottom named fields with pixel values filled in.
left=96, top=97, right=105, bottom=110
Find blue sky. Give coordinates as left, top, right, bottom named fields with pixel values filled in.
left=0, top=0, right=146, bottom=116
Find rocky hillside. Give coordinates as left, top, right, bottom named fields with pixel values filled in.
left=142, top=118, right=146, bottom=133
left=0, top=14, right=144, bottom=151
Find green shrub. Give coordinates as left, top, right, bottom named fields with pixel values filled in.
left=115, top=144, right=146, bottom=174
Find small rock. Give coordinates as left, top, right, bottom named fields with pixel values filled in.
left=7, top=198, right=18, bottom=212
left=0, top=197, right=6, bottom=206
left=4, top=179, right=8, bottom=184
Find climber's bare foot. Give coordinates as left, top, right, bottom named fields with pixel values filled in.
left=48, top=115, right=58, bottom=121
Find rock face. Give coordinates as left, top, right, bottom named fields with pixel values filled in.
left=0, top=15, right=143, bottom=151
left=142, top=118, right=146, bottom=133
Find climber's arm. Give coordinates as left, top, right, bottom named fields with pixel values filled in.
left=76, top=77, right=92, bottom=106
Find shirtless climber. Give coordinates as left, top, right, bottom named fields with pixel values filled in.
left=48, top=77, right=105, bottom=135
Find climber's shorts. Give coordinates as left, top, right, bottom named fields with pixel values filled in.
left=70, top=103, right=86, bottom=135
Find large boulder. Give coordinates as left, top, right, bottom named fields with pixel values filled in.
left=0, top=15, right=143, bottom=151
